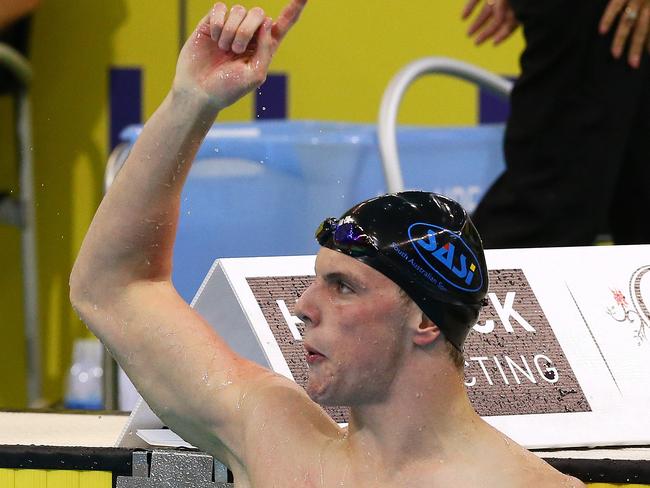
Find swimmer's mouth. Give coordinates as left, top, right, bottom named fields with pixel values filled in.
left=304, top=343, right=326, bottom=364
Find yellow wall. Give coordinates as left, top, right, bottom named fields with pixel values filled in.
left=0, top=469, right=111, bottom=488
left=0, top=0, right=523, bottom=407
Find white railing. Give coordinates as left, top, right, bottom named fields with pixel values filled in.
left=378, top=57, right=513, bottom=193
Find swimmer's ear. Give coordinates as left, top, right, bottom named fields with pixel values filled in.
left=412, top=314, right=441, bottom=347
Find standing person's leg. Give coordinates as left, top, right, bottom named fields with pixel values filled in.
left=610, top=57, right=650, bottom=244
left=473, top=0, right=642, bottom=248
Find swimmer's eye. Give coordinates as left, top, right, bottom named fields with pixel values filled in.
left=336, top=280, right=354, bottom=295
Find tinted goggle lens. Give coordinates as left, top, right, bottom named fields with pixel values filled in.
left=315, top=218, right=377, bottom=257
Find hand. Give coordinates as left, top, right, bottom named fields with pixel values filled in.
left=173, top=0, right=307, bottom=110
left=462, top=0, right=519, bottom=46
left=599, top=0, right=650, bottom=68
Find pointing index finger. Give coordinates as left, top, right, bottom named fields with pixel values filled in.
left=272, top=0, right=308, bottom=42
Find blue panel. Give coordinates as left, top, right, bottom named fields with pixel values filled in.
left=255, top=74, right=287, bottom=119
left=109, top=68, right=142, bottom=151
left=117, top=121, right=506, bottom=301
left=479, top=76, right=514, bottom=124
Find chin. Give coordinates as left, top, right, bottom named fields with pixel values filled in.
left=312, top=394, right=342, bottom=407
left=306, top=376, right=341, bottom=406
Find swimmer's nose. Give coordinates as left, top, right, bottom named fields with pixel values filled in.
left=295, top=283, right=320, bottom=328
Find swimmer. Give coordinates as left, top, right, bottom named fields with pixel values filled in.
left=70, top=2, right=585, bottom=486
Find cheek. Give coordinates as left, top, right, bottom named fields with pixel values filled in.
left=336, top=293, right=400, bottom=325
left=335, top=301, right=405, bottom=353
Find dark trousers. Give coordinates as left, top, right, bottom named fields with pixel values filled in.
left=472, top=0, right=650, bottom=248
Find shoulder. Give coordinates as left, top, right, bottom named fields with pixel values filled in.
left=239, top=373, right=343, bottom=449
left=563, top=475, right=587, bottom=487
left=476, top=431, right=585, bottom=487
left=515, top=451, right=586, bottom=487
left=502, top=457, right=586, bottom=488
left=527, top=471, right=586, bottom=487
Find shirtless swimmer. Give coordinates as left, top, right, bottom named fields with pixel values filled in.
left=70, top=2, right=585, bottom=486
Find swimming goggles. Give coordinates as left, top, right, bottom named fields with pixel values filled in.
left=315, top=217, right=379, bottom=257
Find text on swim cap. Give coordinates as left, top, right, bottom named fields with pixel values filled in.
left=407, top=223, right=483, bottom=293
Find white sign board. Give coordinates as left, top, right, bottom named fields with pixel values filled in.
left=118, top=245, right=650, bottom=449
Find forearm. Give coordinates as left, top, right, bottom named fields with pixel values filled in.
left=0, top=0, right=39, bottom=29
left=71, top=88, right=219, bottom=304
left=68, top=1, right=310, bottom=468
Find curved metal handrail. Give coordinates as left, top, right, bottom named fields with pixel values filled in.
left=0, top=42, right=41, bottom=406
left=378, top=57, right=513, bottom=193
left=0, top=43, right=32, bottom=86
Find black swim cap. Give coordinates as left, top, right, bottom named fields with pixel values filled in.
left=315, top=191, right=488, bottom=351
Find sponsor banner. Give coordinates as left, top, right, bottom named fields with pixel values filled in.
left=197, top=246, right=650, bottom=448
left=247, top=268, right=589, bottom=420
left=464, top=269, right=589, bottom=415
left=565, top=261, right=650, bottom=404
left=119, top=245, right=650, bottom=449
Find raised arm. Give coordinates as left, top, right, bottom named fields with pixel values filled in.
left=69, top=0, right=322, bottom=470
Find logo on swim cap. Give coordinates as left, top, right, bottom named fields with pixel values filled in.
left=407, top=222, right=484, bottom=293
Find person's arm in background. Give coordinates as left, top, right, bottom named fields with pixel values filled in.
left=599, top=0, right=650, bottom=68
left=0, top=0, right=40, bottom=29
left=69, top=0, right=322, bottom=471
left=462, top=0, right=650, bottom=68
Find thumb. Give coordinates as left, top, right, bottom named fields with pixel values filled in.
left=252, top=17, right=275, bottom=76
left=194, top=12, right=213, bottom=39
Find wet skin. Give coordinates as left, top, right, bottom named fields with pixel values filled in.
left=296, top=247, right=415, bottom=407
left=69, top=2, right=586, bottom=486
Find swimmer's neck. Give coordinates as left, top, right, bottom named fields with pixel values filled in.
left=342, top=355, right=485, bottom=474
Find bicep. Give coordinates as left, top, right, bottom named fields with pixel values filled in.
left=80, top=279, right=269, bottom=466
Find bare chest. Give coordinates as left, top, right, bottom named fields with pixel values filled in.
left=233, top=460, right=569, bottom=488
left=236, top=462, right=475, bottom=488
